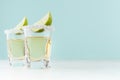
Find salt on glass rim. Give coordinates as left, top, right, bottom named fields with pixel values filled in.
left=23, top=25, right=54, bottom=32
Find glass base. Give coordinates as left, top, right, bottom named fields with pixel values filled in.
left=25, top=57, right=50, bottom=69
left=8, top=57, right=25, bottom=67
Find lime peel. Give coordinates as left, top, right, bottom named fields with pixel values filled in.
left=14, top=17, right=28, bottom=35
left=15, top=17, right=28, bottom=30
left=32, top=12, right=52, bottom=32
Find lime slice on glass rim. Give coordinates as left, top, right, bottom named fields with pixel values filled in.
left=31, top=12, right=52, bottom=32
left=15, top=17, right=28, bottom=30
left=14, top=17, right=28, bottom=34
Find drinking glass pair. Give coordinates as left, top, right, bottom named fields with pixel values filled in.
left=5, top=25, right=53, bottom=68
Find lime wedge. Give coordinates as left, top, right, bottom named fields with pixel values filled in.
left=34, top=12, right=52, bottom=26
left=31, top=28, right=44, bottom=33
left=14, top=30, right=23, bottom=35
left=14, top=17, right=28, bottom=35
left=15, top=17, right=28, bottom=30
left=31, top=12, right=52, bottom=32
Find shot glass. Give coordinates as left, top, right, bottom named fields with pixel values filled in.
left=5, top=29, right=25, bottom=66
left=23, top=25, right=53, bottom=68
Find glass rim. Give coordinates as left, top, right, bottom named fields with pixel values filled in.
left=23, top=25, right=54, bottom=32
left=4, top=29, right=23, bottom=34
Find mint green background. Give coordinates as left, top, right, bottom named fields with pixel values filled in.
left=0, top=0, right=120, bottom=60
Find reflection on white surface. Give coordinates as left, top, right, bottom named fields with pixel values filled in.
left=0, top=60, right=120, bottom=80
